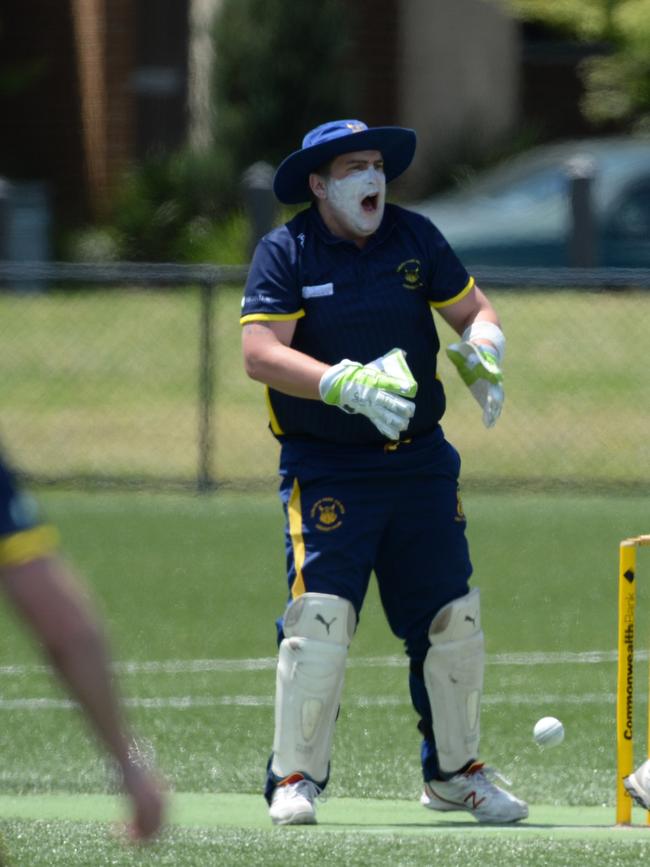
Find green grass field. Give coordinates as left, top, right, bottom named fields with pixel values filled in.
left=1, top=287, right=649, bottom=487
left=2, top=489, right=650, bottom=865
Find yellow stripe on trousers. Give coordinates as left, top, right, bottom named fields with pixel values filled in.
left=288, top=478, right=306, bottom=599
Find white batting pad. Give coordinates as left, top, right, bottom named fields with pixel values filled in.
left=271, top=594, right=355, bottom=782
left=282, top=592, right=356, bottom=645
left=423, top=588, right=485, bottom=774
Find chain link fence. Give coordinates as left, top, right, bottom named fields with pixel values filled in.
left=1, top=263, right=649, bottom=493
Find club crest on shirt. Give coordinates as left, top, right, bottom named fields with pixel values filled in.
left=397, top=258, right=424, bottom=290
left=311, top=497, right=345, bottom=532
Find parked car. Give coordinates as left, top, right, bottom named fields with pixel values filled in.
left=410, top=138, right=650, bottom=268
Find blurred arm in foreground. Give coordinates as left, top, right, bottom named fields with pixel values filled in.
left=0, top=458, right=165, bottom=842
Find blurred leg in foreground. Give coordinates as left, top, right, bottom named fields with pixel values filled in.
left=0, top=457, right=165, bottom=842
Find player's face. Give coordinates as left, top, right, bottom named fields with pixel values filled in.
left=311, top=150, right=386, bottom=244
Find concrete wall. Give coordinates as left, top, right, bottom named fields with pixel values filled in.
left=396, top=0, right=519, bottom=195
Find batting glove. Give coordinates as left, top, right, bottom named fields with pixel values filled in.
left=320, top=348, right=417, bottom=440
left=446, top=341, right=504, bottom=428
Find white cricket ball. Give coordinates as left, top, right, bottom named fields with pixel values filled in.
left=533, top=716, right=565, bottom=748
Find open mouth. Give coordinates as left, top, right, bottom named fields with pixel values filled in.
left=361, top=194, right=379, bottom=212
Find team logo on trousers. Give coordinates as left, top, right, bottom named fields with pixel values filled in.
left=311, top=497, right=345, bottom=532
left=397, top=258, right=424, bottom=290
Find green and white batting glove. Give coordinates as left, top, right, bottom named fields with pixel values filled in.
left=319, top=348, right=417, bottom=440
left=446, top=321, right=505, bottom=428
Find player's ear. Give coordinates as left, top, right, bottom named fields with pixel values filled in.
left=309, top=172, right=327, bottom=200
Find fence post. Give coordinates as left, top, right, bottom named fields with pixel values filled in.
left=197, top=280, right=215, bottom=492
left=241, top=161, right=276, bottom=258
left=567, top=155, right=597, bottom=268
left=0, top=177, right=9, bottom=261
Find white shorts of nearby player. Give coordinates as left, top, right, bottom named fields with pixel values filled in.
left=271, top=593, right=356, bottom=783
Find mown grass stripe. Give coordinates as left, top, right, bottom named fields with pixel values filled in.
left=0, top=691, right=644, bottom=712
left=0, top=792, right=648, bottom=838
left=0, top=649, right=639, bottom=678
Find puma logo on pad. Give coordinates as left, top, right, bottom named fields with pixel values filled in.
left=315, top=614, right=337, bottom=634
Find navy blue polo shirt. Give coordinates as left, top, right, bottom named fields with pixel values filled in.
left=241, top=203, right=473, bottom=445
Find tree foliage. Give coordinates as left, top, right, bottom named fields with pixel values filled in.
left=504, top=0, right=650, bottom=130
left=211, top=0, right=356, bottom=175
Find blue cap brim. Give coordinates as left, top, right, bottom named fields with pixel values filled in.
left=273, top=126, right=417, bottom=204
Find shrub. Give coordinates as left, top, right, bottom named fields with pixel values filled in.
left=108, top=146, right=240, bottom=261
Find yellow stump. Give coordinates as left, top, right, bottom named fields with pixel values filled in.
left=616, top=535, right=650, bottom=825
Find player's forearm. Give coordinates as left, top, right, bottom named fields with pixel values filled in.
left=2, top=558, right=133, bottom=769
left=460, top=296, right=499, bottom=334
left=49, top=621, right=133, bottom=767
left=2, top=554, right=165, bottom=840
left=441, top=286, right=502, bottom=348
left=244, top=341, right=328, bottom=399
left=38, top=597, right=165, bottom=838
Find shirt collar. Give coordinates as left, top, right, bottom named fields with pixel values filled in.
left=308, top=203, right=396, bottom=251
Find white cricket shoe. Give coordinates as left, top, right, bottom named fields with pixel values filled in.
left=269, top=774, right=319, bottom=825
left=624, top=759, right=650, bottom=810
left=421, top=762, right=528, bottom=824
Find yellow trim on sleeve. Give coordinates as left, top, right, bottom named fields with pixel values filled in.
left=265, top=387, right=284, bottom=436
left=288, top=478, right=306, bottom=599
left=0, top=525, right=59, bottom=567
left=240, top=310, right=306, bottom=325
left=429, top=276, right=475, bottom=309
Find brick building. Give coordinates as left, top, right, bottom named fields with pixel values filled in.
left=0, top=0, right=188, bottom=227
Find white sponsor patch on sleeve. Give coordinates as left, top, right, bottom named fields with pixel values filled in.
left=302, top=282, right=334, bottom=298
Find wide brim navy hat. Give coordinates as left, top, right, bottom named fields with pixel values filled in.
left=273, top=119, right=417, bottom=205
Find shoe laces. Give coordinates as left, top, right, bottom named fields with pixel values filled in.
left=466, top=762, right=512, bottom=789
left=281, top=775, right=323, bottom=803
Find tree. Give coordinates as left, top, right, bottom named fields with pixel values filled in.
left=211, top=0, right=356, bottom=175
left=506, top=0, right=650, bottom=130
